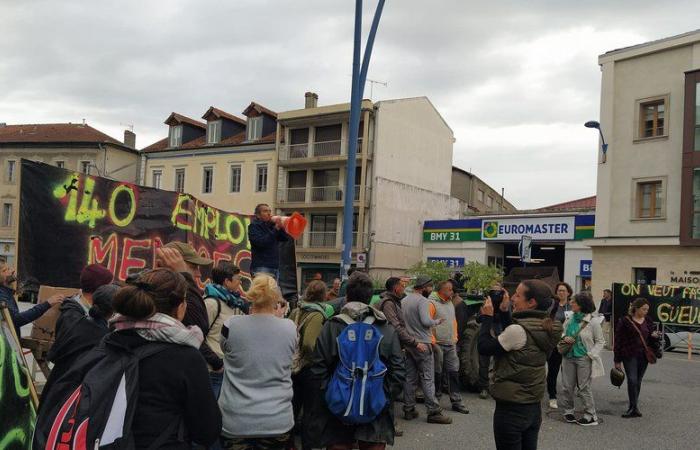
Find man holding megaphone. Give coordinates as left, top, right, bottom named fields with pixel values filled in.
left=249, top=204, right=307, bottom=281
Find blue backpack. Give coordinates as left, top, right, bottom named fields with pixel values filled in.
left=325, top=314, right=388, bottom=424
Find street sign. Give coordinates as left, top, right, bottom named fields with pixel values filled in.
left=580, top=259, right=592, bottom=277
left=356, top=252, right=366, bottom=268
left=427, top=257, right=465, bottom=268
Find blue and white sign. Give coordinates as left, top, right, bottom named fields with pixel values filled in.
left=580, top=260, right=592, bottom=277
left=482, top=216, right=576, bottom=241
left=427, top=257, right=465, bottom=268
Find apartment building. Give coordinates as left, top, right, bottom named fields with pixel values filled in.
left=0, top=122, right=139, bottom=265
left=451, top=166, right=517, bottom=213
left=589, top=29, right=700, bottom=295
left=141, top=103, right=277, bottom=214
left=276, top=93, right=462, bottom=282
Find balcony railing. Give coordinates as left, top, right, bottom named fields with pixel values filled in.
left=288, top=143, right=309, bottom=159
left=309, top=231, right=337, bottom=248
left=313, top=140, right=342, bottom=157
left=311, top=186, right=343, bottom=202
left=277, top=187, right=306, bottom=203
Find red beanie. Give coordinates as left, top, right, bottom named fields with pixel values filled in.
left=80, top=264, right=114, bottom=294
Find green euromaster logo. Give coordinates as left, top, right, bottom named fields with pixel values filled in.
left=483, top=221, right=498, bottom=238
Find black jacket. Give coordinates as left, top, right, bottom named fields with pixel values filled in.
left=248, top=218, right=289, bottom=271
left=306, top=303, right=405, bottom=447
left=41, top=299, right=108, bottom=405
left=180, top=272, right=223, bottom=371
left=1, top=284, right=51, bottom=338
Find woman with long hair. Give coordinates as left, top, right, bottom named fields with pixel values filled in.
left=559, top=292, right=605, bottom=426
left=546, top=281, right=573, bottom=409
left=614, top=297, right=661, bottom=418
left=219, top=274, right=298, bottom=449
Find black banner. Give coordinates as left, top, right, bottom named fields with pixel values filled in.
left=612, top=283, right=700, bottom=327
left=18, top=159, right=296, bottom=292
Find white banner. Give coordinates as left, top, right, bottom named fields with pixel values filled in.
left=481, top=216, right=575, bottom=241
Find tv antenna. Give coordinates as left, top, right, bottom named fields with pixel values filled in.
left=120, top=122, right=134, bottom=132
left=366, top=78, right=388, bottom=99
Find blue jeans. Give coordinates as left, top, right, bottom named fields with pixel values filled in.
left=208, top=371, right=223, bottom=450
left=252, top=267, right=279, bottom=282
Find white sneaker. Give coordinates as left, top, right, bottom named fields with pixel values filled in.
left=549, top=399, right=558, bottom=409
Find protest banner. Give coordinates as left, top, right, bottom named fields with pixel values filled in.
left=17, top=159, right=297, bottom=292
left=612, top=283, right=700, bottom=326
left=0, top=303, right=38, bottom=449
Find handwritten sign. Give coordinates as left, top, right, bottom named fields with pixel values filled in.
left=612, top=283, right=700, bottom=327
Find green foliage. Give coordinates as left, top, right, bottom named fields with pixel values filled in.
left=461, top=261, right=503, bottom=294
left=406, top=260, right=452, bottom=285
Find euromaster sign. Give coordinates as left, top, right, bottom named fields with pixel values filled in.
left=481, top=217, right=575, bottom=241
left=423, top=215, right=594, bottom=242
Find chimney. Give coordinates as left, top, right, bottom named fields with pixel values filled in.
left=124, top=129, right=136, bottom=148
left=305, top=92, right=318, bottom=109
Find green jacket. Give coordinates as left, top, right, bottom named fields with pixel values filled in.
left=290, top=302, right=327, bottom=372
left=491, top=310, right=563, bottom=404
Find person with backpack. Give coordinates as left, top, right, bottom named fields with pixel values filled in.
left=290, top=280, right=329, bottom=449
left=401, top=275, right=452, bottom=425
left=428, top=281, right=469, bottom=414
left=203, top=261, right=248, bottom=401
left=40, top=283, right=119, bottom=404
left=477, top=279, right=563, bottom=450
left=218, top=274, right=298, bottom=449
left=305, top=271, right=405, bottom=450
left=34, top=268, right=222, bottom=449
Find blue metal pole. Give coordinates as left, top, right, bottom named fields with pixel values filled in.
left=341, top=0, right=385, bottom=278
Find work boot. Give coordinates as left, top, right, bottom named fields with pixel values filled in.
left=479, top=389, right=489, bottom=400
left=394, top=424, right=404, bottom=437
left=415, top=389, right=425, bottom=404
left=404, top=408, right=419, bottom=421
left=451, top=403, right=469, bottom=414
left=427, top=411, right=452, bottom=424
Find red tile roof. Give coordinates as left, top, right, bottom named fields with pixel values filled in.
left=536, top=196, right=596, bottom=212
left=0, top=123, right=129, bottom=148
left=164, top=112, right=206, bottom=129
left=141, top=131, right=276, bottom=153
left=242, top=102, right=277, bottom=118
left=201, top=107, right=246, bottom=125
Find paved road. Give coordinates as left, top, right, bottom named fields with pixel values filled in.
left=395, top=350, right=700, bottom=449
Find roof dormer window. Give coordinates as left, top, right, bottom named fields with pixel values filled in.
left=207, top=120, right=221, bottom=144
left=169, top=125, right=183, bottom=147
left=247, top=116, right=262, bottom=141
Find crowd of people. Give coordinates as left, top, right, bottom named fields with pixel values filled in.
left=0, top=206, right=664, bottom=450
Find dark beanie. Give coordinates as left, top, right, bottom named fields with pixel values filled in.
left=80, top=264, right=114, bottom=294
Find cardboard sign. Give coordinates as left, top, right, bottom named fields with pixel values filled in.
left=29, top=286, right=80, bottom=343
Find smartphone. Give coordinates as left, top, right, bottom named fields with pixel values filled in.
left=488, top=289, right=504, bottom=309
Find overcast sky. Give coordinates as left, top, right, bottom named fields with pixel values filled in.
left=2, top=1, right=699, bottom=209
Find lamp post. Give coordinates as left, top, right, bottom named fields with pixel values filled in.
left=341, top=0, right=386, bottom=279
left=584, top=120, right=609, bottom=163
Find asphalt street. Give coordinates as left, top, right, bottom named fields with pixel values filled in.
left=394, top=350, right=700, bottom=449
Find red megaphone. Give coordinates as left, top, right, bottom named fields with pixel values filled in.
left=272, top=212, right=307, bottom=240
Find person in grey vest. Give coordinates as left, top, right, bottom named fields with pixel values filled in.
left=478, top=279, right=562, bottom=450
left=428, top=280, right=469, bottom=414
left=401, top=275, right=452, bottom=425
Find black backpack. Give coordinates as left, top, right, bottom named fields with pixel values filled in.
left=34, top=339, right=178, bottom=450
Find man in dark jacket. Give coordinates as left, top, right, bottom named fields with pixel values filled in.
left=157, top=243, right=221, bottom=373
left=377, top=277, right=416, bottom=349
left=478, top=279, right=562, bottom=450
left=307, top=271, right=405, bottom=450
left=0, top=261, right=65, bottom=338
left=248, top=203, right=289, bottom=280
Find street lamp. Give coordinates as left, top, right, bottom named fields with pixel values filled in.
left=584, top=120, right=609, bottom=163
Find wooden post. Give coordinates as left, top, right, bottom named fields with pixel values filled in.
left=0, top=303, right=39, bottom=408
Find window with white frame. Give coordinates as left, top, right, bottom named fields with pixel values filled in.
left=6, top=160, right=16, bottom=184
left=256, top=163, right=268, bottom=192
left=169, top=125, right=183, bottom=147
left=202, top=166, right=214, bottom=193
left=2, top=203, right=12, bottom=227
left=56, top=160, right=65, bottom=169
left=247, top=116, right=263, bottom=141
left=81, top=161, right=91, bottom=174
left=175, top=168, right=186, bottom=193
left=152, top=170, right=162, bottom=189
left=230, top=165, right=242, bottom=193
left=207, top=120, right=221, bottom=144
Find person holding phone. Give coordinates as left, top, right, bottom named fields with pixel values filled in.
left=547, top=282, right=573, bottom=409
left=476, top=282, right=511, bottom=399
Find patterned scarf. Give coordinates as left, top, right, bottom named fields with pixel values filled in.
left=110, top=312, right=203, bottom=349
left=204, top=283, right=247, bottom=311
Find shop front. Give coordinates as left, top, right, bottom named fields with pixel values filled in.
left=423, top=213, right=595, bottom=291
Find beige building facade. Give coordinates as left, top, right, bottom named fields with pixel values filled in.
left=141, top=104, right=277, bottom=215
left=451, top=166, right=517, bottom=213
left=276, top=93, right=463, bottom=283
left=589, top=30, right=700, bottom=295
left=0, top=123, right=139, bottom=266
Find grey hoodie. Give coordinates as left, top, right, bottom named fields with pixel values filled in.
left=401, top=292, right=441, bottom=344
